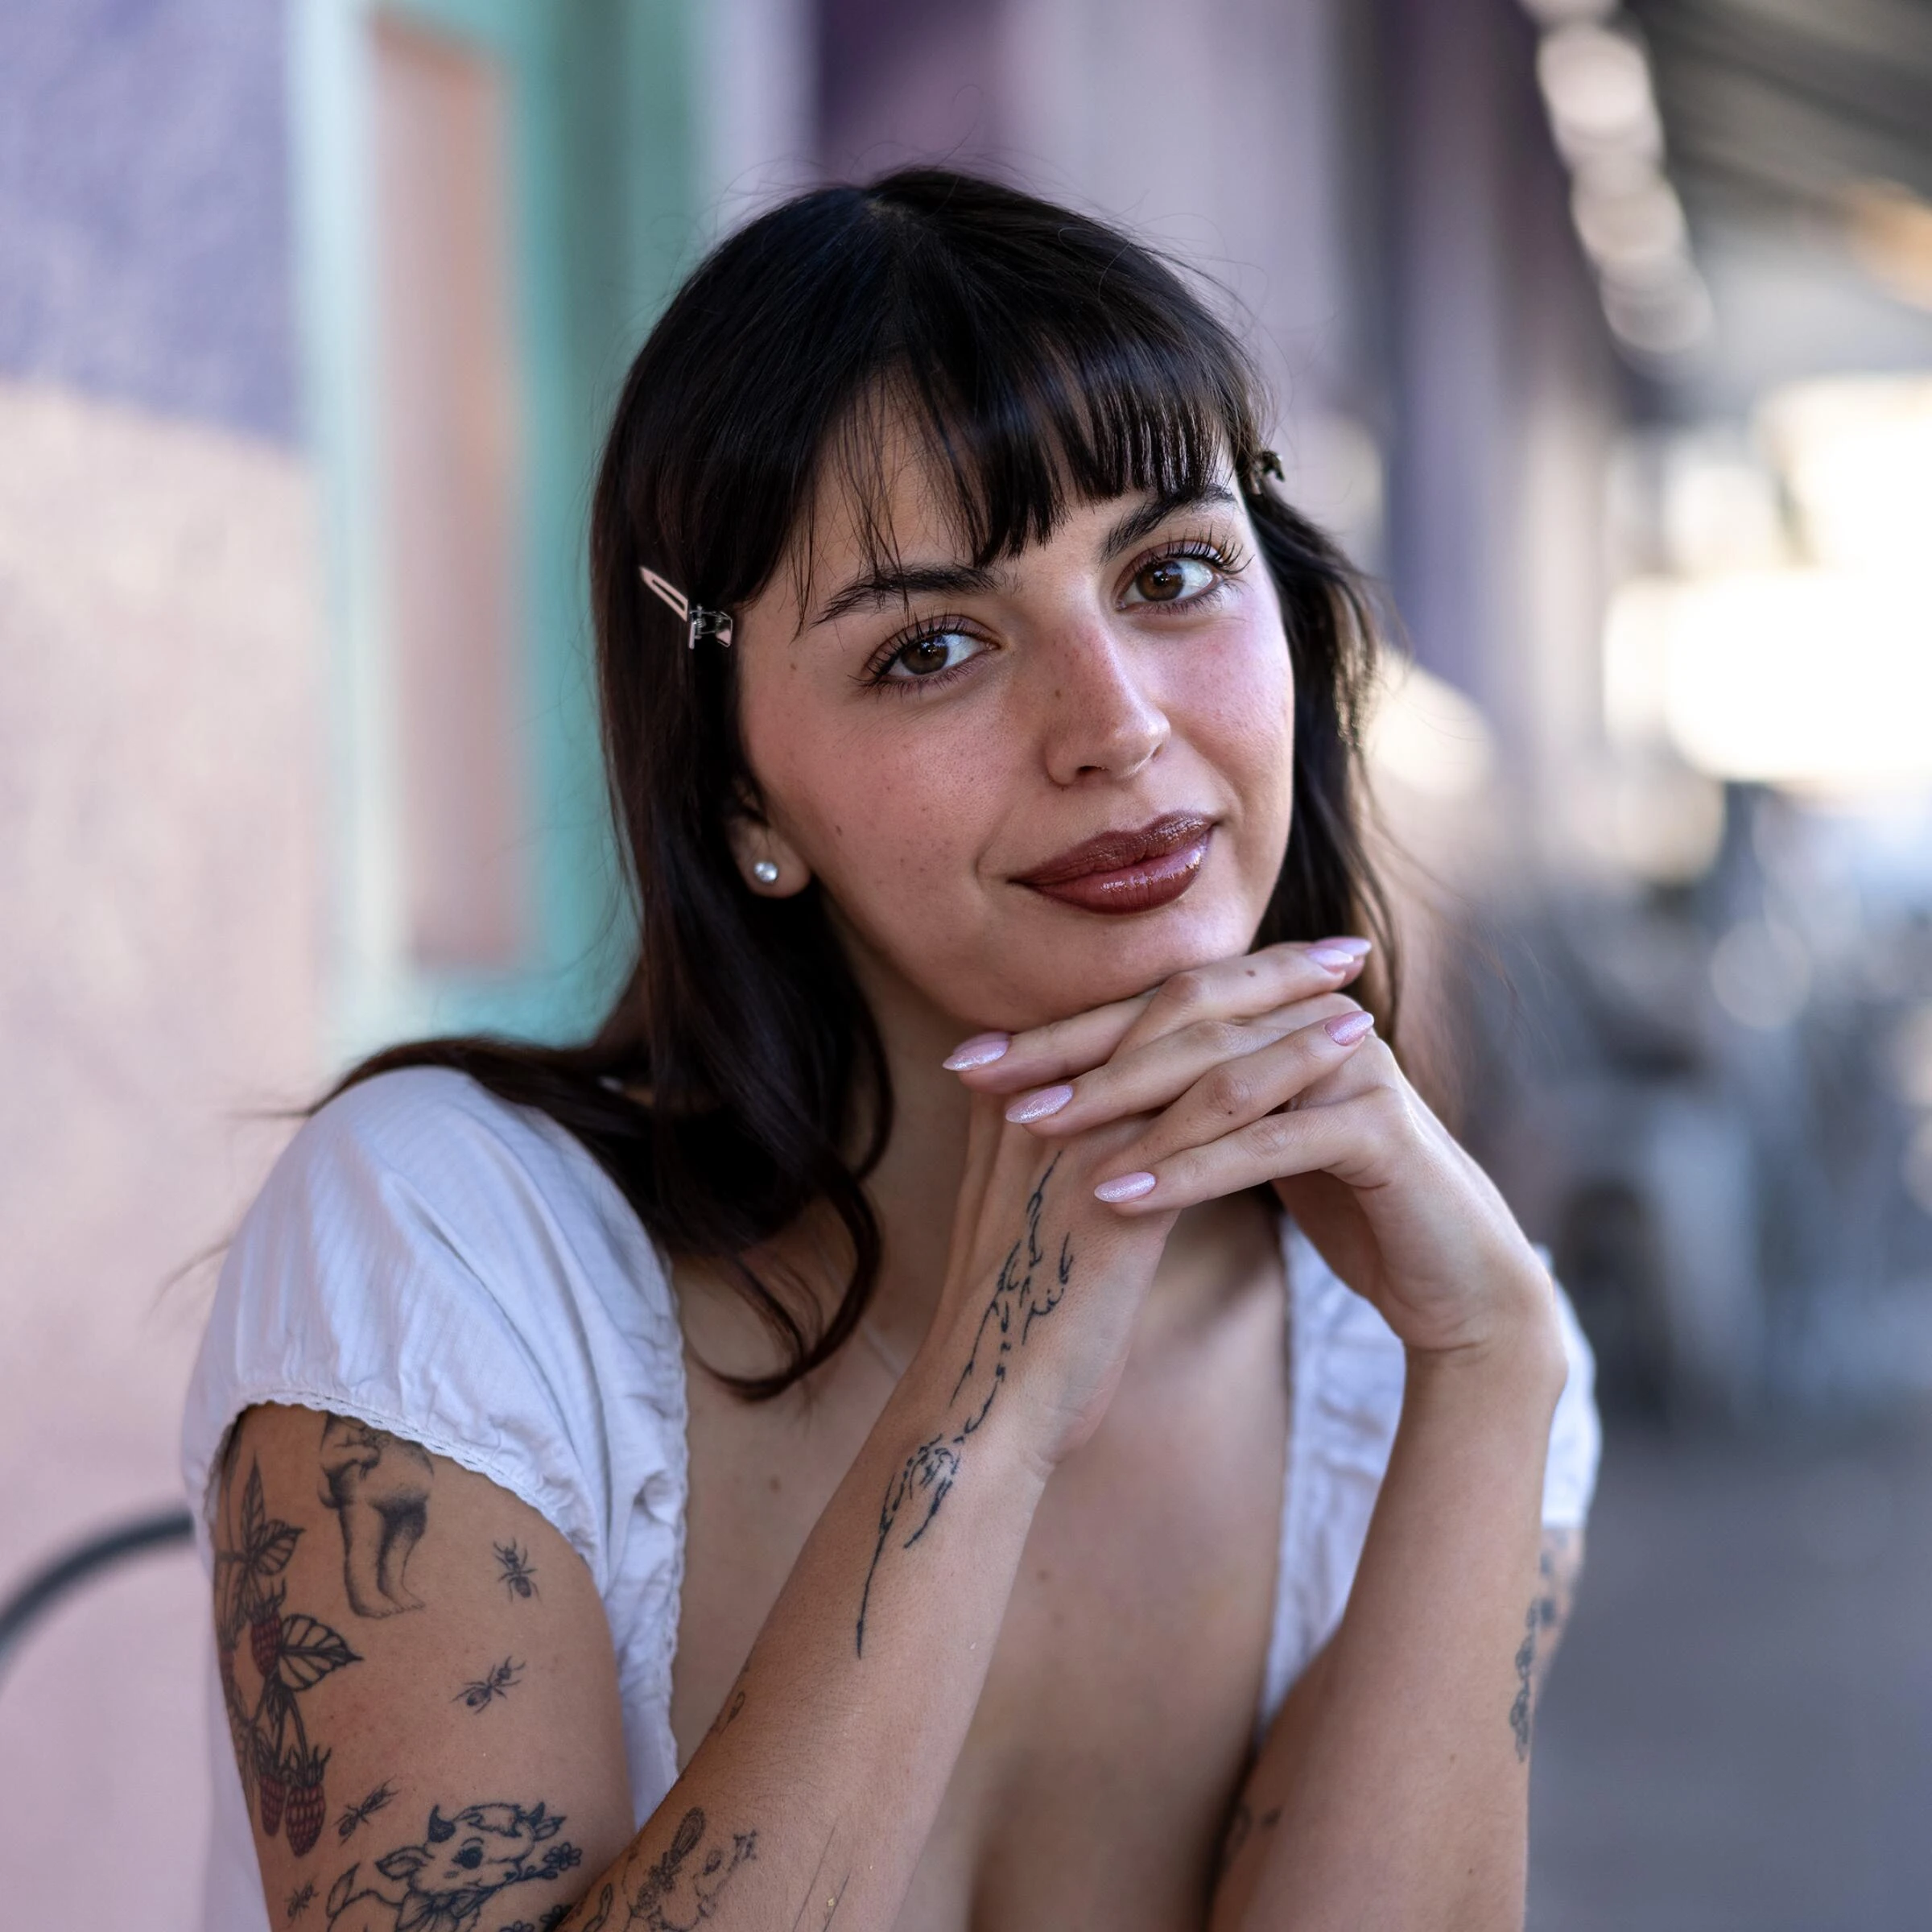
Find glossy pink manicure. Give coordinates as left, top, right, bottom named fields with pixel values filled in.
left=1311, top=935, right=1373, bottom=958
left=1308, top=945, right=1360, bottom=971
left=943, top=1032, right=1010, bottom=1071
left=1005, top=1084, right=1073, bottom=1125
left=1094, top=1171, right=1158, bottom=1203
left=1325, top=1009, right=1376, bottom=1045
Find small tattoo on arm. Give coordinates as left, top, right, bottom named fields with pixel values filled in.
left=1510, top=1601, right=1538, bottom=1761
left=214, top=1459, right=361, bottom=1857
left=456, top=1656, right=523, bottom=1711
left=336, top=1780, right=395, bottom=1843
left=317, top=1414, right=435, bottom=1618
left=856, top=1157, right=1075, bottom=1654
left=287, top=1879, right=316, bottom=1921
left=623, top=1806, right=758, bottom=1929
left=1214, top=1798, right=1282, bottom=1885
left=323, top=1799, right=580, bottom=1930
left=496, top=1540, right=540, bottom=1601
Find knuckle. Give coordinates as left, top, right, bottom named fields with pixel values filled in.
left=1155, top=968, right=1211, bottom=1013
left=1199, top=1063, right=1254, bottom=1119
left=1189, top=1017, right=1247, bottom=1059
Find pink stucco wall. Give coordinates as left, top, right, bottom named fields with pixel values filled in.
left=0, top=378, right=325, bottom=1928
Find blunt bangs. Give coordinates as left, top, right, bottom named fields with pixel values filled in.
left=632, top=169, right=1269, bottom=626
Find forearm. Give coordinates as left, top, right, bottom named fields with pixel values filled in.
left=555, top=1310, right=1054, bottom=1932
left=1216, top=1327, right=1566, bottom=1932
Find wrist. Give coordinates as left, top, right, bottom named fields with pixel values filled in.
left=1402, top=1292, right=1568, bottom=1422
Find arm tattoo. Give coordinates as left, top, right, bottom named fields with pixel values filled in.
left=455, top=1656, right=523, bottom=1711
left=1214, top=1798, right=1282, bottom=1885
left=618, top=1806, right=758, bottom=1929
left=855, top=1155, right=1075, bottom=1654
left=287, top=1879, right=316, bottom=1921
left=496, top=1541, right=540, bottom=1602
left=317, top=1414, right=434, bottom=1617
left=336, top=1781, right=395, bottom=1843
left=1509, top=1527, right=1585, bottom=1760
left=323, top=1798, right=581, bottom=1930
left=215, top=1459, right=361, bottom=1857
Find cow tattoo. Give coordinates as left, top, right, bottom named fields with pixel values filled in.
left=324, top=1800, right=581, bottom=1932
left=318, top=1414, right=434, bottom=1617
left=855, top=1156, right=1074, bottom=1654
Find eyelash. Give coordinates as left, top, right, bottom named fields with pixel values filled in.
left=858, top=534, right=1248, bottom=694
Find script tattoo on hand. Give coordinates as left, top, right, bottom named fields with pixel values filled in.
left=855, top=1154, right=1075, bottom=1654
left=214, top=1459, right=361, bottom=1858
left=317, top=1414, right=434, bottom=1618
left=323, top=1798, right=580, bottom=1931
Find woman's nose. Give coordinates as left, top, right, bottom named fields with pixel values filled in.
left=1036, top=625, right=1171, bottom=786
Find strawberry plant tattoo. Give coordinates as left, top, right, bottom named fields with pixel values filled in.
left=215, top=1461, right=361, bottom=1856
left=855, top=1155, right=1075, bottom=1655
left=456, top=1656, right=522, bottom=1711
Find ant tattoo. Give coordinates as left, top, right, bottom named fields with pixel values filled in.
left=456, top=1657, right=523, bottom=1712
left=495, top=1542, right=539, bottom=1602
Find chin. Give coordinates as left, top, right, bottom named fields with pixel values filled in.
left=983, top=893, right=1267, bottom=1030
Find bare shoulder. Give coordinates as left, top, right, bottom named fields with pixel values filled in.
left=213, top=1402, right=633, bottom=1929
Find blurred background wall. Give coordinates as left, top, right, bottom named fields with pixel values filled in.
left=3, top=1, right=1930, bottom=1926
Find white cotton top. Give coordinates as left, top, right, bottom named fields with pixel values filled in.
left=181, top=1067, right=1600, bottom=1931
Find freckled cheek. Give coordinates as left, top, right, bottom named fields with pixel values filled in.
left=767, top=729, right=999, bottom=904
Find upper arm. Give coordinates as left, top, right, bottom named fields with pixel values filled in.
left=212, top=1402, right=634, bottom=1930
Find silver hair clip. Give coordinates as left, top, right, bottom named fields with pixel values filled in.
left=640, top=567, right=734, bottom=649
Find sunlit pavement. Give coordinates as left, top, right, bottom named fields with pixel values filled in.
left=1530, top=1413, right=1932, bottom=1930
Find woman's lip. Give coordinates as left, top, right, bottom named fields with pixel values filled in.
left=1018, top=812, right=1216, bottom=886
left=1023, top=830, right=1212, bottom=914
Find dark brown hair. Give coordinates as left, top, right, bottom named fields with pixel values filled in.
left=335, top=167, right=1397, bottom=1397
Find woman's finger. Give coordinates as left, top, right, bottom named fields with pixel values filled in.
left=1109, top=939, right=1371, bottom=1059
left=946, top=937, right=1372, bottom=1094
left=1004, top=993, right=1364, bottom=1134
left=1091, top=1083, right=1410, bottom=1213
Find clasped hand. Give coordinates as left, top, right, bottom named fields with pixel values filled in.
left=949, top=940, right=1561, bottom=1370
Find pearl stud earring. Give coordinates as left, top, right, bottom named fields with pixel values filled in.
left=751, top=860, right=780, bottom=886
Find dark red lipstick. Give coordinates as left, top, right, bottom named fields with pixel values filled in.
left=1016, top=812, right=1215, bottom=915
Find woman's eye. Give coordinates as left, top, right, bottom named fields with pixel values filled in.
left=882, top=630, right=982, bottom=681
left=1125, top=553, right=1219, bottom=605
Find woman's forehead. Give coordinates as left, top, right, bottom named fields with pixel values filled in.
left=776, top=392, right=1240, bottom=625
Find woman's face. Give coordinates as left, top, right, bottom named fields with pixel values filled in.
left=732, top=419, right=1297, bottom=1035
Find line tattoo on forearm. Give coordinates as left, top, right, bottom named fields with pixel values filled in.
left=855, top=1155, right=1075, bottom=1655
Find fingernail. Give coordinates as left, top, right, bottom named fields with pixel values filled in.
left=1311, top=936, right=1373, bottom=958
left=1094, top=1171, right=1158, bottom=1203
left=943, top=1032, right=1010, bottom=1071
left=1308, top=945, right=1360, bottom=971
left=1005, top=1084, right=1073, bottom=1125
left=1325, top=1009, right=1376, bottom=1045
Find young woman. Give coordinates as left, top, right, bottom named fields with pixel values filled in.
left=184, top=168, right=1597, bottom=1932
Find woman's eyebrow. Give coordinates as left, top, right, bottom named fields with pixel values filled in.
left=814, top=559, right=1005, bottom=627
left=1100, top=483, right=1240, bottom=559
